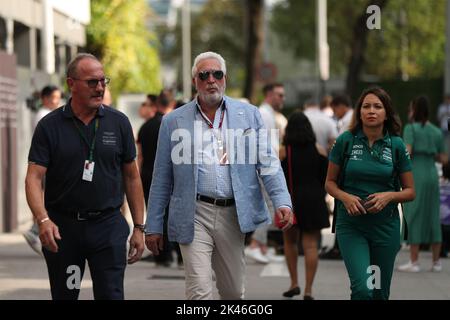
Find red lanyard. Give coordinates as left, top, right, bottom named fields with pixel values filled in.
left=197, top=103, right=225, bottom=129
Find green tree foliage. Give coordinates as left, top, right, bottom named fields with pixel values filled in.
left=192, top=0, right=246, bottom=65
left=270, top=0, right=316, bottom=61
left=160, top=0, right=246, bottom=94
left=365, top=0, right=446, bottom=79
left=86, top=0, right=162, bottom=101
left=271, top=0, right=446, bottom=80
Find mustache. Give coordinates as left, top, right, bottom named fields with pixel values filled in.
left=91, top=92, right=104, bottom=98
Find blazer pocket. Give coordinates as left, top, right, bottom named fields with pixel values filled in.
left=169, top=196, right=182, bottom=214
left=248, top=184, right=259, bottom=190
left=248, top=189, right=269, bottom=224
left=243, top=128, right=253, bottom=136
left=252, top=209, right=269, bottom=224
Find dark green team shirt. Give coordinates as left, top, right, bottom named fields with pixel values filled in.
left=404, top=122, right=446, bottom=156
left=329, top=130, right=412, bottom=219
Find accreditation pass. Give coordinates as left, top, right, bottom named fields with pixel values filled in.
left=82, top=160, right=95, bottom=182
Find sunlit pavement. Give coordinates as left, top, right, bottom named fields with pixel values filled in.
left=0, top=232, right=449, bottom=300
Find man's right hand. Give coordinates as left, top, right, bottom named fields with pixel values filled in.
left=145, top=234, right=163, bottom=256
left=39, top=219, right=61, bottom=253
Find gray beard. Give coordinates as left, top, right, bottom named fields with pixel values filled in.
left=201, top=91, right=223, bottom=106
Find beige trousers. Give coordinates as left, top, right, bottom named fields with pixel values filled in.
left=179, top=200, right=246, bottom=300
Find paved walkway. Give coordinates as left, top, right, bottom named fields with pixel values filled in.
left=0, top=233, right=449, bottom=300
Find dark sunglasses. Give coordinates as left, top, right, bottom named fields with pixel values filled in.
left=72, top=77, right=110, bottom=88
left=197, top=70, right=224, bottom=81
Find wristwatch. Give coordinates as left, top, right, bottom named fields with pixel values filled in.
left=134, top=223, right=146, bottom=232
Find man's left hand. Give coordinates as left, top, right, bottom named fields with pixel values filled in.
left=275, top=207, right=294, bottom=231
left=128, top=229, right=145, bottom=264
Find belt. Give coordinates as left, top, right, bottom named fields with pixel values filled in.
left=65, top=208, right=117, bottom=221
left=196, top=194, right=235, bottom=207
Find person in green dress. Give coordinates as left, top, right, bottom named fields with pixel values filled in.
left=325, top=87, right=415, bottom=300
left=398, top=95, right=448, bottom=273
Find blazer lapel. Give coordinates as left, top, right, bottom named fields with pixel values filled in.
left=225, top=97, right=248, bottom=130
left=224, top=97, right=251, bottom=178
left=175, top=102, right=198, bottom=186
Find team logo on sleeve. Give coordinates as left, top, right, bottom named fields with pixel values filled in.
left=404, top=147, right=411, bottom=159
left=331, top=141, right=337, bottom=150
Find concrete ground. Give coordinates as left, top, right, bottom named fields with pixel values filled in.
left=0, top=232, right=449, bottom=300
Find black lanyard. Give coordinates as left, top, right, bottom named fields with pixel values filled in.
left=72, top=117, right=99, bottom=162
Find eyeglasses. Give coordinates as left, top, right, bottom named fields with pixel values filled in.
left=71, top=77, right=110, bottom=88
left=197, top=70, right=224, bottom=81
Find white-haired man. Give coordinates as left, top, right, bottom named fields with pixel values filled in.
left=145, top=51, right=293, bottom=299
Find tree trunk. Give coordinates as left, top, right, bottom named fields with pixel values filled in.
left=346, top=0, right=388, bottom=98
left=243, top=0, right=264, bottom=104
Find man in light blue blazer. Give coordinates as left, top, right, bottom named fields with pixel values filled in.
left=145, top=51, right=293, bottom=300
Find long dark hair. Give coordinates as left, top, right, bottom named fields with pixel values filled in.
left=283, top=110, right=316, bottom=146
left=349, top=86, right=402, bottom=136
left=410, top=95, right=429, bottom=127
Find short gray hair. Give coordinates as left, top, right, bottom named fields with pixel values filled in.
left=66, top=53, right=101, bottom=78
left=191, top=52, right=226, bottom=78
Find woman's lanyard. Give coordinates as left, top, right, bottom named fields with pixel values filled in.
left=72, top=117, right=99, bottom=181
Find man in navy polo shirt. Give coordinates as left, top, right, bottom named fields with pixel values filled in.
left=25, top=53, right=145, bottom=300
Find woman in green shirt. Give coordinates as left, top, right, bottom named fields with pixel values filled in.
left=398, top=96, right=448, bottom=273
left=325, top=87, right=415, bottom=300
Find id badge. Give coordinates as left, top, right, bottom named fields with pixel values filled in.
left=215, top=132, right=229, bottom=166
left=82, top=160, right=95, bottom=182
left=217, top=145, right=229, bottom=166
left=219, top=151, right=229, bottom=165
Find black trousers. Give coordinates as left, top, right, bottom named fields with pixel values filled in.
left=43, top=210, right=129, bottom=300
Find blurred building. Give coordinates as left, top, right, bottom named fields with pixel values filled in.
left=0, top=0, right=90, bottom=232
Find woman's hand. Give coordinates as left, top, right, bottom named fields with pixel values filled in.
left=364, top=192, right=394, bottom=213
left=342, top=193, right=367, bottom=216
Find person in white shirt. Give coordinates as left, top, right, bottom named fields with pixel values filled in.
left=258, top=83, right=286, bottom=150
left=319, top=94, right=353, bottom=261
left=24, top=85, right=62, bottom=255
left=32, top=86, right=62, bottom=129
left=331, top=95, right=354, bottom=135
left=245, top=83, right=288, bottom=264
left=303, top=98, right=338, bottom=154
left=320, top=95, right=334, bottom=118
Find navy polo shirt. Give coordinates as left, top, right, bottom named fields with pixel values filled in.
left=28, top=101, right=136, bottom=213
